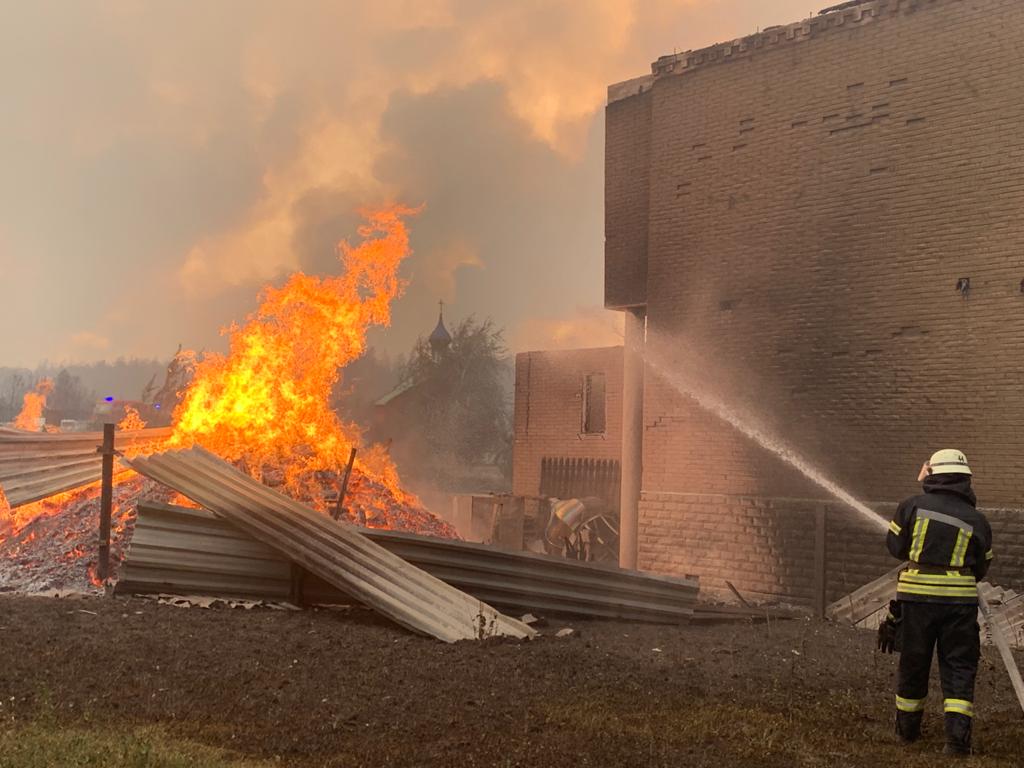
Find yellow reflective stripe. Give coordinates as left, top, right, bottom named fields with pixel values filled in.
left=944, top=699, right=974, bottom=717
left=899, top=571, right=976, bottom=586
left=951, top=529, right=972, bottom=567
left=985, top=549, right=994, bottom=561
left=888, top=520, right=902, bottom=535
left=909, top=517, right=929, bottom=561
left=896, top=695, right=926, bottom=713
left=897, top=583, right=978, bottom=598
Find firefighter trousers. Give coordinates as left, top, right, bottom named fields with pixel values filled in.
left=895, top=601, right=980, bottom=750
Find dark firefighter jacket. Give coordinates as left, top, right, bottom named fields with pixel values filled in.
left=886, top=474, right=993, bottom=604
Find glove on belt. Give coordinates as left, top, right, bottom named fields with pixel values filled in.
left=877, top=599, right=902, bottom=654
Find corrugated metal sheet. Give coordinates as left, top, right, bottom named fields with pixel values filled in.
left=121, top=501, right=701, bottom=624
left=359, top=527, right=698, bottom=623
left=826, top=566, right=1024, bottom=649
left=826, top=564, right=903, bottom=625
left=124, top=447, right=536, bottom=642
left=0, top=427, right=172, bottom=507
left=118, top=503, right=294, bottom=600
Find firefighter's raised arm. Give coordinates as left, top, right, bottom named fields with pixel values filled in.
left=887, top=499, right=913, bottom=561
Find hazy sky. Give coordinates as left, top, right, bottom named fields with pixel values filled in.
left=0, top=0, right=814, bottom=368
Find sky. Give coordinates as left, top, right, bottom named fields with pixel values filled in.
left=0, top=0, right=815, bottom=368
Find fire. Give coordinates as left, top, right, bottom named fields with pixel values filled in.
left=117, top=406, right=147, bottom=431
left=0, top=204, right=456, bottom=594
left=1, top=481, right=102, bottom=535
left=13, top=378, right=54, bottom=431
left=170, top=204, right=425, bottom=513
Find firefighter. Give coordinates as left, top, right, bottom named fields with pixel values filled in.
left=877, top=449, right=993, bottom=755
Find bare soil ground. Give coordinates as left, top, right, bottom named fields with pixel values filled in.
left=0, top=594, right=1021, bottom=767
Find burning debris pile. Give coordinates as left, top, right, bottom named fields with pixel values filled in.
left=0, top=204, right=457, bottom=593
left=0, top=476, right=180, bottom=593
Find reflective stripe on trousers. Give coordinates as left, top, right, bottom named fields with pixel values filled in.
left=944, top=698, right=974, bottom=718
left=896, top=695, right=925, bottom=713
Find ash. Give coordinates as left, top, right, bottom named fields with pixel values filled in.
left=0, top=475, right=179, bottom=594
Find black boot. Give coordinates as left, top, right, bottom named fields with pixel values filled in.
left=895, top=710, right=923, bottom=744
left=943, top=713, right=972, bottom=756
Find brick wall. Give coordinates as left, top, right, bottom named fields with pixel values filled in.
left=638, top=493, right=1024, bottom=607
left=607, top=0, right=1024, bottom=601
left=512, top=347, right=623, bottom=498
left=605, top=85, right=651, bottom=310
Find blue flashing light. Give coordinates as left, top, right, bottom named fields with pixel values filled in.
left=104, top=396, right=114, bottom=402
left=154, top=404, right=161, bottom=409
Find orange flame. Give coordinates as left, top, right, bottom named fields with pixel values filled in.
left=13, top=378, right=54, bottom=431
left=170, top=204, right=421, bottom=504
left=117, top=406, right=147, bottom=431
left=1, top=481, right=102, bottom=533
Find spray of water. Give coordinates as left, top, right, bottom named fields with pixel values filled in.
left=640, top=340, right=888, bottom=534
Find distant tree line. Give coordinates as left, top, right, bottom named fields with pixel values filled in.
left=0, top=357, right=169, bottom=424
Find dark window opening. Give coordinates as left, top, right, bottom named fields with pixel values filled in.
left=582, top=373, right=607, bottom=435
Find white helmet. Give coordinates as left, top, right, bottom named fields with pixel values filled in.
left=928, top=449, right=972, bottom=476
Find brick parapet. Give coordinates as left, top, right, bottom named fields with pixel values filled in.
left=649, top=0, right=950, bottom=81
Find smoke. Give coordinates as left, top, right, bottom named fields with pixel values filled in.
left=68, top=331, right=111, bottom=352
left=512, top=306, right=625, bottom=352
left=0, top=0, right=814, bottom=367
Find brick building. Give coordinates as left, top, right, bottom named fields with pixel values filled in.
left=512, top=346, right=623, bottom=502
left=606, top=0, right=1024, bottom=605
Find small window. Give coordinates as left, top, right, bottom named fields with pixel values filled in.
left=582, top=373, right=606, bottom=435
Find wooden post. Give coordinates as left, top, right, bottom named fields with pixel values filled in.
left=813, top=504, right=828, bottom=619
left=97, top=422, right=115, bottom=584
left=332, top=446, right=357, bottom=521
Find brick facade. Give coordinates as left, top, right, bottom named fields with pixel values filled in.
left=605, top=80, right=652, bottom=310
left=607, top=0, right=1024, bottom=602
left=512, top=347, right=623, bottom=498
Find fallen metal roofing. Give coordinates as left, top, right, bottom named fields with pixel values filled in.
left=123, top=447, right=536, bottom=642
left=120, top=501, right=701, bottom=624
left=981, top=582, right=1024, bottom=650
left=0, top=427, right=172, bottom=507
left=826, top=563, right=904, bottom=625
left=827, top=566, right=1024, bottom=649
left=119, top=502, right=293, bottom=601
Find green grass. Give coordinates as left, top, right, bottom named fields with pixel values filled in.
left=538, top=697, right=1024, bottom=767
left=0, top=722, right=269, bottom=768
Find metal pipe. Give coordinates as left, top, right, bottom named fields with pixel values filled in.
left=618, top=308, right=645, bottom=570
left=96, top=422, right=115, bottom=583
